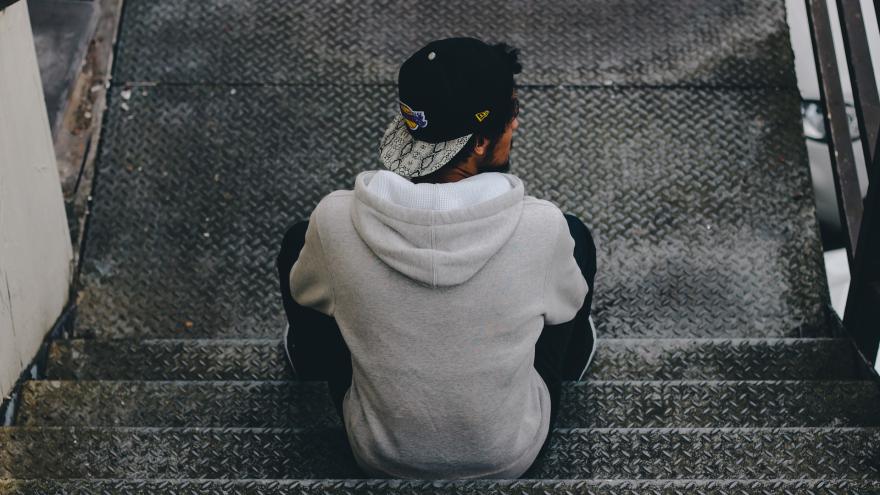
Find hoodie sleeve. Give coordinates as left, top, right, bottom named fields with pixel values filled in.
left=290, top=211, right=335, bottom=316
left=543, top=210, right=589, bottom=325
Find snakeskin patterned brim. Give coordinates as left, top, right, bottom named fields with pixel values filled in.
left=378, top=116, right=472, bottom=178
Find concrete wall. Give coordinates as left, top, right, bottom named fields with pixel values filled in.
left=0, top=1, right=72, bottom=399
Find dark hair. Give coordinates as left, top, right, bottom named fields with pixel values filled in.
left=412, top=43, right=521, bottom=184
left=476, top=42, right=521, bottom=140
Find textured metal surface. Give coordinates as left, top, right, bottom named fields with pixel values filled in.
left=4, top=479, right=880, bottom=495
left=17, top=380, right=880, bottom=428
left=2, top=427, right=878, bottom=479
left=807, top=0, right=864, bottom=259
left=112, top=0, right=797, bottom=87
left=46, top=338, right=864, bottom=381
left=46, top=339, right=293, bottom=380
left=15, top=381, right=334, bottom=428
left=77, top=84, right=827, bottom=339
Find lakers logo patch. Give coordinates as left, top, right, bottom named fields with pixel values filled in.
left=475, top=110, right=490, bottom=122
left=400, top=102, right=428, bottom=130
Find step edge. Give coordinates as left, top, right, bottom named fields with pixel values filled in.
left=3, top=426, right=878, bottom=433
left=21, top=379, right=880, bottom=387
left=50, top=337, right=854, bottom=345
left=2, top=477, right=878, bottom=484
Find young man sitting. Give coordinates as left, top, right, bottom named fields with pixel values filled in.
left=277, top=37, right=597, bottom=479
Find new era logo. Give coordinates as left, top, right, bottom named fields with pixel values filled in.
left=475, top=110, right=490, bottom=122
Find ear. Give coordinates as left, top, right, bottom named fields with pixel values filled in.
left=473, top=136, right=492, bottom=156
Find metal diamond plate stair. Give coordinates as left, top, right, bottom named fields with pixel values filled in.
left=45, top=338, right=865, bottom=381
left=112, top=0, right=797, bottom=87
left=4, top=479, right=880, bottom=494
left=3, top=0, right=879, bottom=491
left=16, top=380, right=880, bottom=428
left=2, top=427, right=879, bottom=479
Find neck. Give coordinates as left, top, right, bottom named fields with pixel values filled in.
left=413, top=156, right=481, bottom=184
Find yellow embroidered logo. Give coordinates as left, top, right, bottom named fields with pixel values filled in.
left=474, top=110, right=490, bottom=122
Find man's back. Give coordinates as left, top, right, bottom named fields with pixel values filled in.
left=291, top=170, right=587, bottom=478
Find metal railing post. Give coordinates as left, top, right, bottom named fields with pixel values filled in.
left=837, top=0, right=880, bottom=164
left=806, top=0, right=866, bottom=264
left=843, top=133, right=880, bottom=363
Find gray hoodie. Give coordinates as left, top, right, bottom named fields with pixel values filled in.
left=290, top=170, right=588, bottom=479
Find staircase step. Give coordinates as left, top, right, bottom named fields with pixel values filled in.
left=46, top=338, right=864, bottom=381
left=2, top=479, right=880, bottom=494
left=114, top=0, right=795, bottom=87
left=17, top=380, right=880, bottom=429
left=1, top=427, right=877, bottom=479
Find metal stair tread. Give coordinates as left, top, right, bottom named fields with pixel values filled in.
left=112, top=0, right=797, bottom=87
left=2, top=478, right=880, bottom=494
left=16, top=379, right=880, bottom=428
left=46, top=337, right=866, bottom=381
left=1, top=426, right=878, bottom=480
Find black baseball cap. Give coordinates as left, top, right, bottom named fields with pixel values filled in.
left=379, top=38, right=516, bottom=178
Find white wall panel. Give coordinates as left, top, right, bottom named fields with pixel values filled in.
left=0, top=1, right=72, bottom=399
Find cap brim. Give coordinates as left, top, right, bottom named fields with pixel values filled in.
left=379, top=116, right=472, bottom=178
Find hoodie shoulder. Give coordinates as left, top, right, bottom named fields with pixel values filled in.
left=321, top=190, right=355, bottom=204
left=522, top=196, right=565, bottom=218
left=520, top=197, right=570, bottom=242
left=312, top=190, right=355, bottom=220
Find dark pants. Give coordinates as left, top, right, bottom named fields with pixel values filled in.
left=277, top=220, right=353, bottom=419
left=276, top=214, right=597, bottom=471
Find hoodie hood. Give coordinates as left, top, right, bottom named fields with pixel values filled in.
left=351, top=170, right=524, bottom=288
